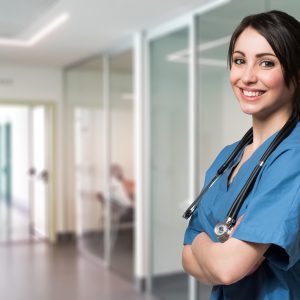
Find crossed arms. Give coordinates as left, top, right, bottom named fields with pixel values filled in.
left=182, top=231, right=270, bottom=285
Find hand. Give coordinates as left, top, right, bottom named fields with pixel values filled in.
left=229, top=214, right=244, bottom=237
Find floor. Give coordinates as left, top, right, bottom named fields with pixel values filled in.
left=0, top=200, right=32, bottom=243
left=0, top=201, right=211, bottom=300
left=81, top=227, right=134, bottom=281
left=0, top=242, right=157, bottom=300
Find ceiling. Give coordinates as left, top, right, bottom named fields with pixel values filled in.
left=0, top=0, right=212, bottom=67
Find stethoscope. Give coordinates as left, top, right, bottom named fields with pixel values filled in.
left=182, top=114, right=298, bottom=243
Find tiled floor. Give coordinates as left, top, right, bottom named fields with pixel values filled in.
left=0, top=242, right=157, bottom=300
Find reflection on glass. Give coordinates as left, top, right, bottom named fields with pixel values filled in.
left=109, top=49, right=135, bottom=281
left=65, top=57, right=105, bottom=260
left=74, top=107, right=105, bottom=258
left=149, top=28, right=189, bottom=300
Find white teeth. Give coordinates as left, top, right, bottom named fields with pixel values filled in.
left=242, top=89, right=264, bottom=97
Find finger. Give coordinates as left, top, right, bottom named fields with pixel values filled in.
left=229, top=214, right=244, bottom=237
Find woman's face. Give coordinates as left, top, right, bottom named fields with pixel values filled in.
left=230, top=27, right=294, bottom=120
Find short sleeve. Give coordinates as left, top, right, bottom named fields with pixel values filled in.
left=183, top=144, right=238, bottom=245
left=183, top=209, right=204, bottom=245
left=232, top=148, right=300, bottom=270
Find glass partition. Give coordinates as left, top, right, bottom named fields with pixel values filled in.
left=195, top=0, right=264, bottom=298
left=197, top=0, right=265, bottom=184
left=149, top=27, right=189, bottom=300
left=65, top=57, right=105, bottom=260
left=269, top=0, right=300, bottom=18
left=109, top=49, right=135, bottom=280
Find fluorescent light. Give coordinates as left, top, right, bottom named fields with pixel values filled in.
left=198, top=35, right=231, bottom=52
left=0, top=13, right=70, bottom=47
left=28, top=13, right=69, bottom=46
left=0, top=38, right=29, bottom=47
left=168, top=56, right=227, bottom=67
left=167, top=35, right=231, bottom=67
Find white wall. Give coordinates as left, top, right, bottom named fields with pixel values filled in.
left=0, top=63, right=62, bottom=101
left=0, top=62, right=65, bottom=236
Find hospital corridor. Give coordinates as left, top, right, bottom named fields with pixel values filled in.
left=0, top=0, right=299, bottom=300
left=0, top=242, right=155, bottom=300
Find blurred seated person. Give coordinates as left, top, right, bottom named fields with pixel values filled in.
left=110, top=163, right=134, bottom=209
left=96, top=164, right=135, bottom=220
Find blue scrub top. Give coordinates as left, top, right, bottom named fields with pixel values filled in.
left=184, top=123, right=300, bottom=300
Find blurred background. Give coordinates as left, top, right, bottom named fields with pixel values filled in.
left=0, top=0, right=298, bottom=299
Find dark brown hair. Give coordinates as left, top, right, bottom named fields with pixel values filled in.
left=228, top=10, right=300, bottom=119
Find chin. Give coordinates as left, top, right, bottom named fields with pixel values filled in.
left=239, top=104, right=259, bottom=116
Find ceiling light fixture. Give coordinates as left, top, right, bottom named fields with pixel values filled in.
left=0, top=13, right=70, bottom=47
left=167, top=35, right=230, bottom=67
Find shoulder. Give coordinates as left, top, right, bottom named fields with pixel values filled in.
left=253, top=123, right=300, bottom=193
left=266, top=122, right=300, bottom=168
left=278, top=122, right=300, bottom=150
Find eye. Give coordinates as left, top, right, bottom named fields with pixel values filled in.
left=233, top=58, right=245, bottom=65
left=260, top=60, right=275, bottom=68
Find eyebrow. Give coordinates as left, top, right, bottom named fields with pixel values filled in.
left=233, top=50, right=276, bottom=58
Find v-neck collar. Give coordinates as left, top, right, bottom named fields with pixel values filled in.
left=223, top=130, right=279, bottom=192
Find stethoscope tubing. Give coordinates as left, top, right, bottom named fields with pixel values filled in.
left=226, top=114, right=298, bottom=223
left=183, top=114, right=298, bottom=227
left=182, top=127, right=253, bottom=219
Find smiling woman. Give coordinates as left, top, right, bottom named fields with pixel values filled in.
left=182, top=10, right=300, bottom=300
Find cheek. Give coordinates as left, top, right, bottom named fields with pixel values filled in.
left=260, top=70, right=284, bottom=89
left=229, top=66, right=241, bottom=86
left=229, top=69, right=238, bottom=86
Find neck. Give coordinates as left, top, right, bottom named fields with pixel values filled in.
left=251, top=110, right=292, bottom=151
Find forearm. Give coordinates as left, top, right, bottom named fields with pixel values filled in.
left=191, top=233, right=234, bottom=285
left=191, top=232, right=269, bottom=285
left=182, top=245, right=216, bottom=285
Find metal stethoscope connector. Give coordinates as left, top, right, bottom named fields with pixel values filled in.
left=214, top=217, right=234, bottom=243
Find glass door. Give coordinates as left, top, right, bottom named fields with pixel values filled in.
left=30, top=106, right=49, bottom=238
left=74, top=106, right=105, bottom=259
left=0, top=104, right=51, bottom=243
left=148, top=27, right=189, bottom=300
left=65, top=56, right=105, bottom=260
left=109, top=49, right=134, bottom=280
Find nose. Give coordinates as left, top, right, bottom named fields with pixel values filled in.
left=241, top=65, right=257, bottom=84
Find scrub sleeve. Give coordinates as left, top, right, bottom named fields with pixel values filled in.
left=232, top=148, right=300, bottom=270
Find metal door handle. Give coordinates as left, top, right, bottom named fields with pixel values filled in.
left=38, top=170, right=49, bottom=183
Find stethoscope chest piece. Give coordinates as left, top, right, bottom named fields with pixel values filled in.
left=214, top=222, right=231, bottom=243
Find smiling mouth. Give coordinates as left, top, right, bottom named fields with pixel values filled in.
left=240, top=88, right=265, bottom=97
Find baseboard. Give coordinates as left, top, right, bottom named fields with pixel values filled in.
left=135, top=277, right=146, bottom=292
left=56, top=232, right=76, bottom=244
